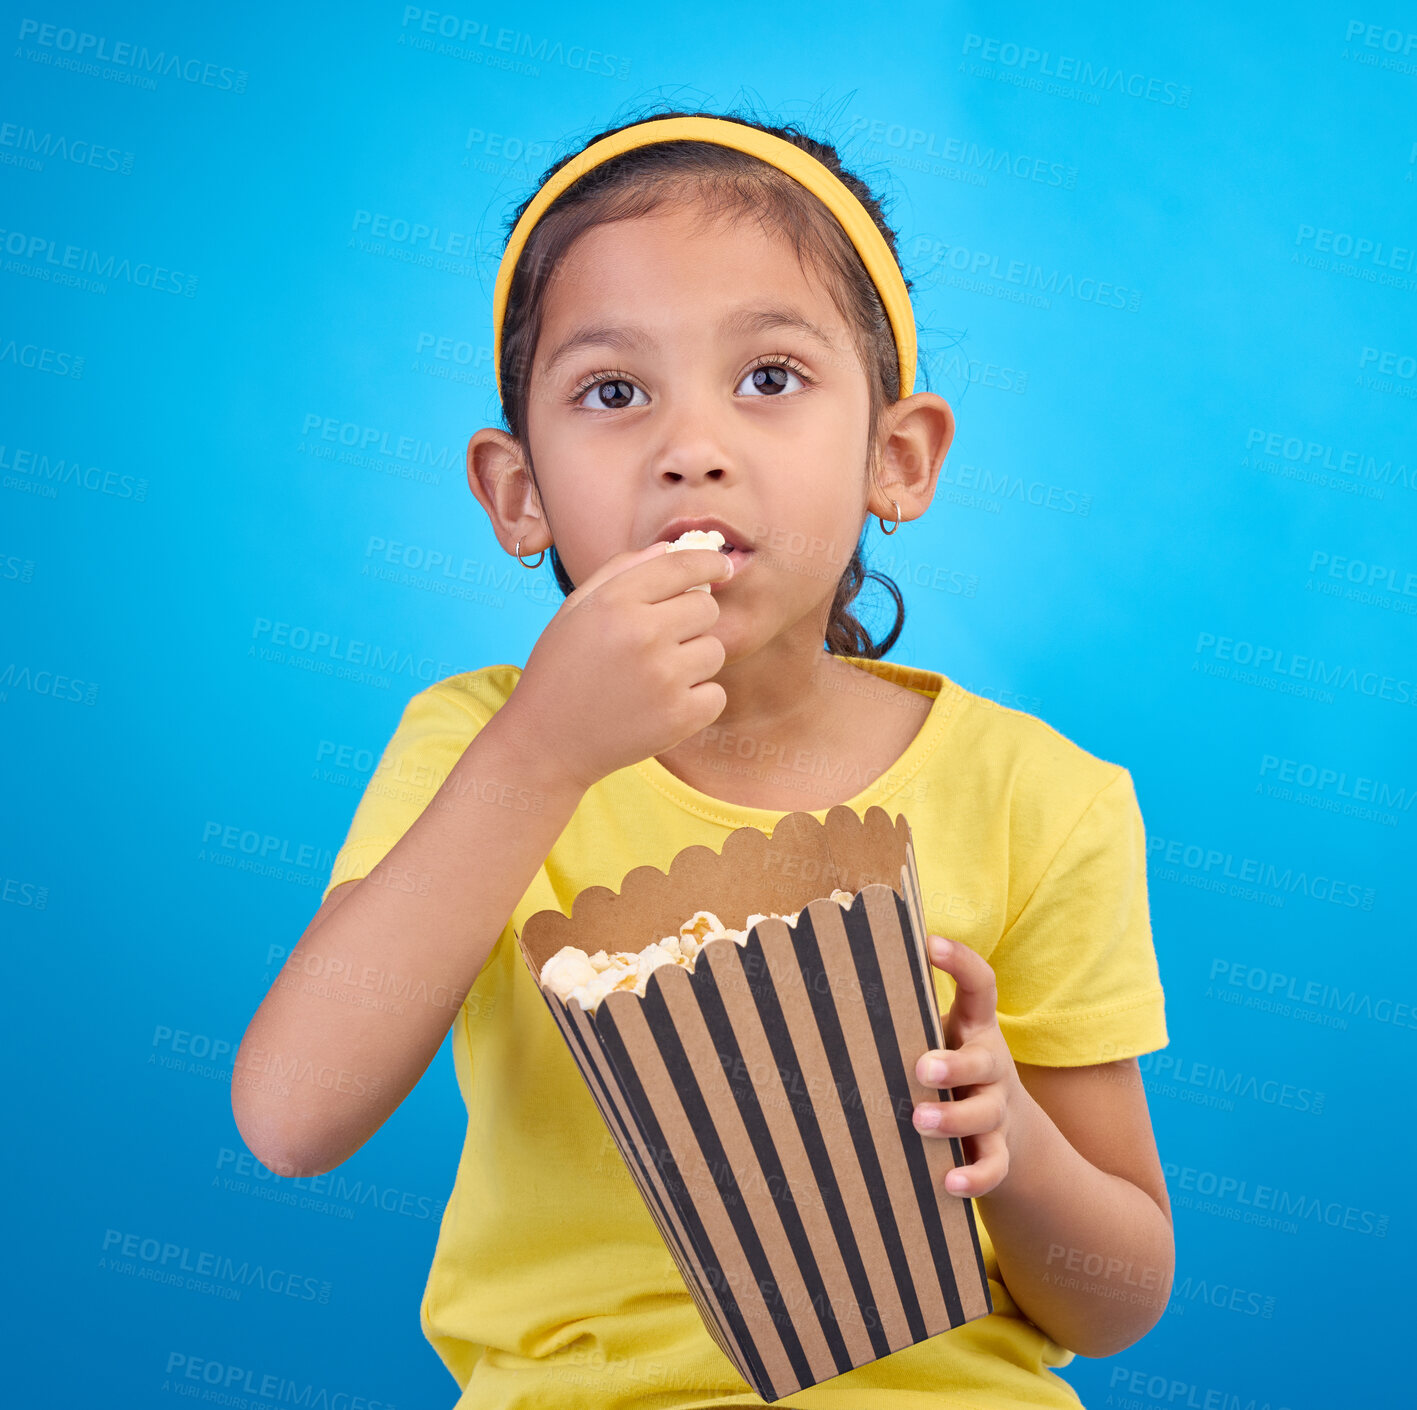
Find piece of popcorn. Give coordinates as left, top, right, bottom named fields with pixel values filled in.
left=566, top=958, right=638, bottom=1010
left=680, top=909, right=725, bottom=940
left=634, top=943, right=680, bottom=996
left=539, top=945, right=600, bottom=1001
left=609, top=963, right=639, bottom=991
left=665, top=529, right=726, bottom=592
left=567, top=976, right=612, bottom=1010
left=679, top=910, right=725, bottom=951
left=678, top=910, right=726, bottom=961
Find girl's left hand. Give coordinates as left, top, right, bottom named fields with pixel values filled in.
left=911, top=934, right=1029, bottom=1199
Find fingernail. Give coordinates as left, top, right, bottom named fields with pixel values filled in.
left=930, top=935, right=953, bottom=960
left=913, top=1105, right=940, bottom=1131
left=921, top=1057, right=948, bottom=1085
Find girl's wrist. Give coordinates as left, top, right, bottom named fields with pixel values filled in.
left=478, top=699, right=595, bottom=805
left=976, top=1079, right=1056, bottom=1209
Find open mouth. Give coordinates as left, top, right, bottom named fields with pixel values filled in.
left=661, top=524, right=754, bottom=580
left=713, top=542, right=752, bottom=589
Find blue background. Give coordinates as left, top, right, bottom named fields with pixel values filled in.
left=5, top=2, right=1414, bottom=1406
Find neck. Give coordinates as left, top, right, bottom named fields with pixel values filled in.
left=667, top=618, right=867, bottom=756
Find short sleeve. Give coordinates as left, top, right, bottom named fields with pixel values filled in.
left=989, top=766, right=1168, bottom=1066
left=321, top=682, right=489, bottom=904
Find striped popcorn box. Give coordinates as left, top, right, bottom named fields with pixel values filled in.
left=517, top=804, right=993, bottom=1402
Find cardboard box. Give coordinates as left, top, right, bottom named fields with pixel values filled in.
left=518, top=804, right=993, bottom=1402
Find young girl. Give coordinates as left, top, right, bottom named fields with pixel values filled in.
left=234, top=108, right=1173, bottom=1409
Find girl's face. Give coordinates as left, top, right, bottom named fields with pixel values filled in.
left=523, top=199, right=883, bottom=664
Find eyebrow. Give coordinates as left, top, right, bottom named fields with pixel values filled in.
left=540, top=303, right=840, bottom=375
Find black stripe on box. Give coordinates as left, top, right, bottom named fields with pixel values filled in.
left=843, top=896, right=965, bottom=1325
left=896, top=897, right=993, bottom=1307
left=742, top=935, right=893, bottom=1361
left=596, top=998, right=775, bottom=1402
left=549, top=997, right=746, bottom=1363
left=901, top=895, right=969, bottom=1167
left=905, top=900, right=944, bottom=1055
left=792, top=909, right=929, bottom=1345
left=642, top=981, right=815, bottom=1394
left=899, top=884, right=971, bottom=1171
left=900, top=859, right=972, bottom=1169
left=694, top=960, right=855, bottom=1376
left=547, top=997, right=682, bottom=1243
left=545, top=994, right=716, bottom=1329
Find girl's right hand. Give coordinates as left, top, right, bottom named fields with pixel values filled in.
left=505, top=541, right=735, bottom=792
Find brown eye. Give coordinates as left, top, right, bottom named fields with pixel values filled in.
left=596, top=379, right=634, bottom=408
left=736, top=362, right=806, bottom=397
left=576, top=377, right=647, bottom=410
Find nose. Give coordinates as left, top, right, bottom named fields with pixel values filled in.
left=648, top=396, right=734, bottom=484
left=661, top=463, right=726, bottom=483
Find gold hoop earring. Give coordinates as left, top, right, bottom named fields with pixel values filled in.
left=515, top=538, right=547, bottom=569
left=878, top=499, right=901, bottom=535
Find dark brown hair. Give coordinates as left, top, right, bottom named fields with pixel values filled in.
left=497, top=105, right=913, bottom=658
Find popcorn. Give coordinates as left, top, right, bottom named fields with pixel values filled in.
left=540, top=889, right=857, bottom=1010
left=636, top=942, right=680, bottom=990
left=538, top=945, right=599, bottom=997
left=665, top=528, right=725, bottom=592
left=677, top=908, right=733, bottom=961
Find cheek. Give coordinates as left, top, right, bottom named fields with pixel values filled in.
left=536, top=470, right=634, bottom=576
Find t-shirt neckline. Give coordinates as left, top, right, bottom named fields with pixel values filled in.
left=631, top=655, right=962, bottom=829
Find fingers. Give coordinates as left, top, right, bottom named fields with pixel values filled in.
left=914, top=1043, right=997, bottom=1090
left=916, top=938, right=1010, bottom=1199
left=677, top=632, right=727, bottom=687
left=911, top=1086, right=1012, bottom=1196
left=656, top=580, right=723, bottom=644
left=942, top=1129, right=1010, bottom=1198
left=911, top=1089, right=1003, bottom=1139
left=570, top=541, right=671, bottom=601
left=683, top=679, right=729, bottom=731
left=640, top=546, right=734, bottom=602
left=570, top=545, right=732, bottom=612
left=927, top=934, right=998, bottom=1035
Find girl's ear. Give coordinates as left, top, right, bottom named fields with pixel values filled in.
left=867, top=392, right=955, bottom=526
left=466, top=428, right=550, bottom=556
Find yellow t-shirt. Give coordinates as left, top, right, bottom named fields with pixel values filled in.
left=322, top=655, right=1168, bottom=1409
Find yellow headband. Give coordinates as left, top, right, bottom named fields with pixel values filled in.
left=491, top=114, right=917, bottom=403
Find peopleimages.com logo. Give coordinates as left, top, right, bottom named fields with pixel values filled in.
left=959, top=32, right=1192, bottom=106
left=1147, top=834, right=1375, bottom=910
left=1259, top=754, right=1414, bottom=813
left=15, top=18, right=248, bottom=92
left=1193, top=632, right=1415, bottom=707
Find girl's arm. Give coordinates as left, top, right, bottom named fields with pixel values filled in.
left=233, top=542, right=732, bottom=1179
left=912, top=936, right=1174, bottom=1358
left=232, top=702, right=585, bottom=1178
left=975, top=1060, right=1173, bottom=1357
